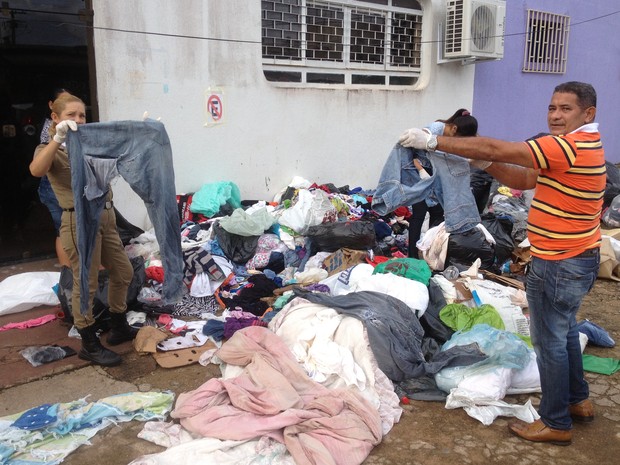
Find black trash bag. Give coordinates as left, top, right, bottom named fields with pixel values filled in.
left=606, top=160, right=620, bottom=186
left=305, top=220, right=376, bottom=253
left=213, top=222, right=259, bottom=264
left=603, top=161, right=620, bottom=209
left=604, top=185, right=620, bottom=211
left=127, top=256, right=146, bottom=308
left=481, top=213, right=515, bottom=265
left=445, top=226, right=495, bottom=271
left=114, top=207, right=145, bottom=246
left=602, top=194, right=620, bottom=229
left=419, top=279, right=454, bottom=345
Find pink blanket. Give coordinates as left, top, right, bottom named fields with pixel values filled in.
left=172, top=326, right=382, bottom=465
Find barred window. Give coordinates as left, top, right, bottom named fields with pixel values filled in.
left=522, top=9, right=570, bottom=74
left=261, top=0, right=423, bottom=87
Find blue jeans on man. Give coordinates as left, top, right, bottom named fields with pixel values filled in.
left=526, top=250, right=600, bottom=430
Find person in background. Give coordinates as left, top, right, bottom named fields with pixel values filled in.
left=29, top=94, right=136, bottom=367
left=408, top=109, right=479, bottom=258
left=400, top=81, right=605, bottom=446
left=38, top=88, right=72, bottom=267
left=469, top=165, right=494, bottom=214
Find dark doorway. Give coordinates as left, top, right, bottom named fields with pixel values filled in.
left=0, top=0, right=96, bottom=264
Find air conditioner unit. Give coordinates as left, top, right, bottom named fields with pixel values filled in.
left=444, top=0, right=506, bottom=60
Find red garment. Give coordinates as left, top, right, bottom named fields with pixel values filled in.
left=365, top=255, right=390, bottom=267
left=393, top=206, right=412, bottom=219
left=146, top=266, right=165, bottom=283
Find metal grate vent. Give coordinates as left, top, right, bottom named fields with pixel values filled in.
left=445, top=0, right=464, bottom=55
left=522, top=9, right=570, bottom=74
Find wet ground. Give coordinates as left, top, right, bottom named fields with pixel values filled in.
left=1, top=258, right=619, bottom=464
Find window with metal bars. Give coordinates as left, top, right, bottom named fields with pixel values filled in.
left=261, top=0, right=423, bottom=87
left=522, top=9, right=570, bottom=74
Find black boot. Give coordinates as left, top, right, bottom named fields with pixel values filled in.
left=77, top=325, right=122, bottom=366
left=106, top=312, right=139, bottom=346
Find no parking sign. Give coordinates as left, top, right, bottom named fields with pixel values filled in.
left=204, top=88, right=224, bottom=127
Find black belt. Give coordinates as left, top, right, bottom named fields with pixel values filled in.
left=63, top=201, right=113, bottom=212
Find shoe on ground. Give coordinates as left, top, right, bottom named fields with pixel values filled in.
left=570, top=399, right=594, bottom=423
left=508, top=419, right=572, bottom=446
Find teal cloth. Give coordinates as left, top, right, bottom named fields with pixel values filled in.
left=190, top=181, right=241, bottom=217
left=582, top=353, right=620, bottom=375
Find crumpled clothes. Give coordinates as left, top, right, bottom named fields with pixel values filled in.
left=577, top=319, right=615, bottom=348
left=20, top=345, right=76, bottom=367
left=0, top=313, right=57, bottom=332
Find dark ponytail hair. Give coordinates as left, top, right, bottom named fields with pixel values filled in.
left=438, top=108, right=470, bottom=124
left=438, top=108, right=478, bottom=137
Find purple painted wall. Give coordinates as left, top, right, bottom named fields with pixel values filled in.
left=473, top=1, right=620, bottom=163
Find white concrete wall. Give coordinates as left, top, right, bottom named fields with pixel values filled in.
left=93, top=0, right=474, bottom=229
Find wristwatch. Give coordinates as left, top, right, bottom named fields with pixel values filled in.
left=426, top=134, right=438, bottom=152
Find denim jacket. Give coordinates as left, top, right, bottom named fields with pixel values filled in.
left=372, top=122, right=480, bottom=233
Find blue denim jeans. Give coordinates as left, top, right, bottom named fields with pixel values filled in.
left=526, top=250, right=600, bottom=430
left=66, top=120, right=184, bottom=314
left=372, top=144, right=480, bottom=233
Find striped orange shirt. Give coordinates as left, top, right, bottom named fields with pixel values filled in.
left=524, top=128, right=606, bottom=260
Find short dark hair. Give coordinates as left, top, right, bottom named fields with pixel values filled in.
left=554, top=81, right=597, bottom=110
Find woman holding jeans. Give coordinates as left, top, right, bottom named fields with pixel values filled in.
left=30, top=94, right=136, bottom=367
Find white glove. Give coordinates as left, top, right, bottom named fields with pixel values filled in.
left=469, top=159, right=493, bottom=170
left=53, top=120, right=77, bottom=144
left=399, top=127, right=431, bottom=149
left=142, top=111, right=162, bottom=122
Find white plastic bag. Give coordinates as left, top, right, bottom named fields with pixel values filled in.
left=468, top=278, right=529, bottom=336
left=0, top=272, right=60, bottom=316
left=278, top=189, right=336, bottom=235
left=446, top=390, right=540, bottom=425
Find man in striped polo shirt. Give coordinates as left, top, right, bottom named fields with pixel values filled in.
left=399, top=81, right=605, bottom=446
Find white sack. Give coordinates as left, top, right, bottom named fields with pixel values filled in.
left=0, top=272, right=60, bottom=316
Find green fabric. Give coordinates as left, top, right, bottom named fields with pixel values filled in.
left=372, top=258, right=432, bottom=285
left=218, top=207, right=275, bottom=237
left=439, top=303, right=505, bottom=332
left=582, top=353, right=620, bottom=375
left=190, top=181, right=241, bottom=217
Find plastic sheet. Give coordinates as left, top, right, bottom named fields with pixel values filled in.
left=0, top=272, right=60, bottom=316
